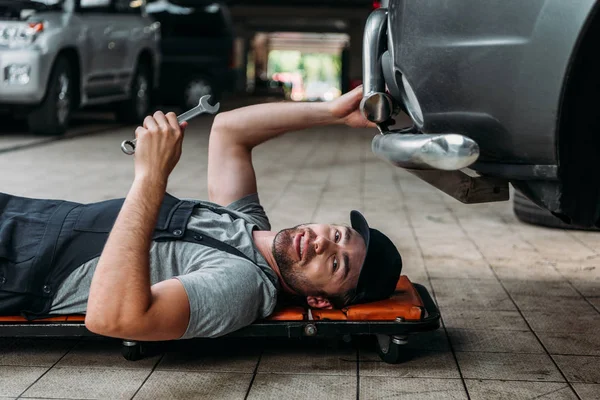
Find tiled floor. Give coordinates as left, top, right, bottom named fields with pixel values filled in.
left=0, top=104, right=599, bottom=399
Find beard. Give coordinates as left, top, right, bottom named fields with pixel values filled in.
left=272, top=224, right=318, bottom=295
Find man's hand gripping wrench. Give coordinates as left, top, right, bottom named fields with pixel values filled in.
left=120, top=95, right=220, bottom=155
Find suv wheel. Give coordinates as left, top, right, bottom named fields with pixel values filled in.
left=27, top=56, right=73, bottom=135
left=181, top=76, right=216, bottom=110
left=115, top=62, right=152, bottom=124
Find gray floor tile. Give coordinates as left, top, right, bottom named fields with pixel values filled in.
left=588, top=297, right=600, bottom=310
left=360, top=377, right=467, bottom=400
left=247, top=373, right=355, bottom=400
left=0, top=338, right=76, bottom=367
left=448, top=329, right=545, bottom=353
left=56, top=339, right=160, bottom=370
left=456, top=352, right=564, bottom=382
left=403, top=329, right=451, bottom=352
left=570, top=280, right=600, bottom=298
left=431, top=279, right=517, bottom=311
left=501, top=280, right=582, bottom=297
left=553, top=355, right=600, bottom=383
left=442, top=310, right=529, bottom=331
left=572, top=383, right=600, bottom=400
left=258, top=344, right=356, bottom=376
left=522, top=310, right=600, bottom=334
left=425, top=257, right=495, bottom=279
left=0, top=366, right=47, bottom=398
left=21, top=367, right=150, bottom=400
left=538, top=332, right=600, bottom=356
left=493, top=263, right=563, bottom=282
left=512, top=294, right=596, bottom=312
left=157, top=339, right=260, bottom=373
left=465, top=380, right=577, bottom=400
left=359, top=350, right=460, bottom=379
left=133, top=371, right=252, bottom=400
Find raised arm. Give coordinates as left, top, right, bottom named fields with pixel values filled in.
left=207, top=86, right=374, bottom=206
left=85, top=112, right=191, bottom=342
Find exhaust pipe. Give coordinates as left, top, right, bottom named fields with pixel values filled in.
left=372, top=132, right=480, bottom=171
left=360, top=7, right=396, bottom=124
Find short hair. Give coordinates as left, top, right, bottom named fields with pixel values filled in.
left=327, top=287, right=357, bottom=309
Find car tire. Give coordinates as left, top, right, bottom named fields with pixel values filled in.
left=513, top=190, right=600, bottom=231
left=27, top=56, right=74, bottom=135
left=180, top=75, right=218, bottom=111
left=115, top=62, right=152, bottom=124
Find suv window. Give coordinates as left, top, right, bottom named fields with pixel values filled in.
left=77, top=0, right=112, bottom=12
left=146, top=0, right=231, bottom=38
left=0, top=0, right=66, bottom=20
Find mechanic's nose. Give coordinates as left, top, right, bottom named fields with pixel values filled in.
left=314, top=235, right=330, bottom=255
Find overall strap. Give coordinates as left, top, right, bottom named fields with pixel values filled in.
left=154, top=200, right=259, bottom=264
left=180, top=230, right=255, bottom=264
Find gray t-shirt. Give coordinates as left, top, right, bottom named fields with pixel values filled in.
left=50, top=193, right=279, bottom=339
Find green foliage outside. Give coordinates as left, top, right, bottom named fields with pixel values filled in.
left=268, top=50, right=342, bottom=91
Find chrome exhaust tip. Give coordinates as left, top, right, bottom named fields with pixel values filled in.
left=372, top=132, right=480, bottom=171
left=360, top=92, right=396, bottom=123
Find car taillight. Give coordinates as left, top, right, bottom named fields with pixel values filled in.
left=373, top=1, right=382, bottom=9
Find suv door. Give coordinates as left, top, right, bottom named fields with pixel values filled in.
left=76, top=0, right=122, bottom=97
left=108, top=0, right=140, bottom=90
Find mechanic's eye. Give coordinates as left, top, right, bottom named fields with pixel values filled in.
left=335, top=230, right=341, bottom=243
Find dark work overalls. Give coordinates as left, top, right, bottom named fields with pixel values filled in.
left=0, top=191, right=255, bottom=320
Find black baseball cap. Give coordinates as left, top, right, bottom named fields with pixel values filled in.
left=347, top=210, right=403, bottom=305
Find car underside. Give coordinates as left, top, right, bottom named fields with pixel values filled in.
left=361, top=0, right=600, bottom=228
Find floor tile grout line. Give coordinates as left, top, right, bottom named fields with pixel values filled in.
left=453, top=350, right=600, bottom=356
left=0, top=123, right=126, bottom=156
left=565, top=230, right=600, bottom=256
left=127, top=350, right=166, bottom=400
left=498, top=215, right=600, bottom=316
left=391, top=171, right=472, bottom=400
left=343, top=376, right=581, bottom=383
left=243, top=350, right=263, bottom=400
left=15, top=337, right=83, bottom=399
left=440, top=199, right=582, bottom=399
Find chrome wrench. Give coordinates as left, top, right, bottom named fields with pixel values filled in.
left=120, top=95, right=220, bottom=155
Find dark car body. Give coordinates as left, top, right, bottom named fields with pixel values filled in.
left=146, top=0, right=235, bottom=109
left=363, top=0, right=600, bottom=228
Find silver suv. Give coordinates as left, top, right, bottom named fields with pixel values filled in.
left=0, top=0, right=161, bottom=135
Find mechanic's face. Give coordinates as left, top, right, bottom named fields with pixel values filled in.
left=272, top=223, right=366, bottom=307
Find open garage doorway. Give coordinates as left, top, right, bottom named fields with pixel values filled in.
left=247, top=32, right=350, bottom=102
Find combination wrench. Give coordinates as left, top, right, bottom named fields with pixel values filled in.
left=120, top=95, right=220, bottom=155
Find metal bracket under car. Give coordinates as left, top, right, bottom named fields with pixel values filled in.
left=371, top=129, right=509, bottom=204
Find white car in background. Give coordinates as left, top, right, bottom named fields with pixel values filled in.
left=0, top=0, right=161, bottom=135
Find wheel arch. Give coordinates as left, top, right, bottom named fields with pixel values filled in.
left=556, top=1, right=600, bottom=226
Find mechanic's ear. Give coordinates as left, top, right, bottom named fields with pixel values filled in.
left=306, top=296, right=333, bottom=309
